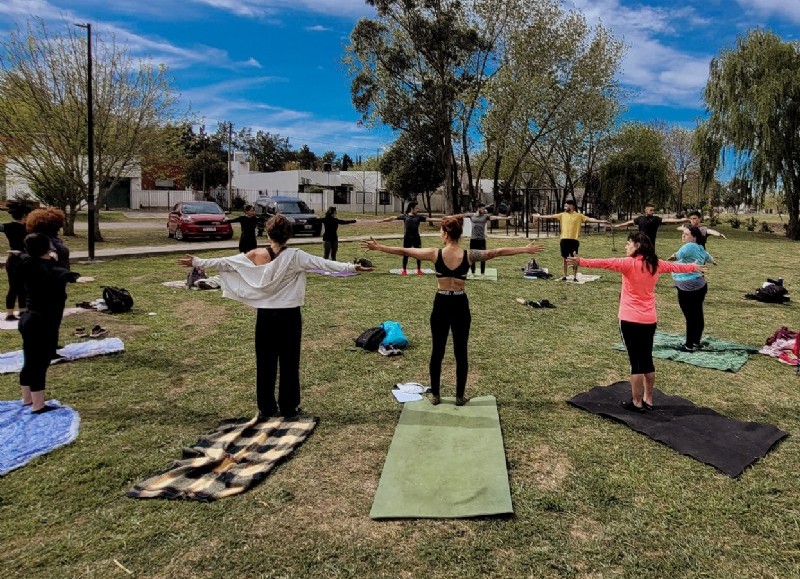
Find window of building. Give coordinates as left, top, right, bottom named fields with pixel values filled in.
left=379, top=191, right=390, bottom=205
left=334, top=189, right=351, bottom=204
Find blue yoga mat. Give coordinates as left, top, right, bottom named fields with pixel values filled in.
left=0, top=400, right=80, bottom=476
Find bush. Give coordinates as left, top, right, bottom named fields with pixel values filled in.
left=707, top=214, right=720, bottom=227
left=745, top=217, right=758, bottom=231
left=729, top=216, right=741, bottom=229
left=759, top=221, right=773, bottom=233
left=231, top=195, right=247, bottom=210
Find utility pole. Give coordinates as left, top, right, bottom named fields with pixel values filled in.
left=227, top=122, right=233, bottom=209
left=75, top=22, right=95, bottom=259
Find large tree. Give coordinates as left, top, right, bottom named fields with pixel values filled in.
left=657, top=123, right=698, bottom=215
left=703, top=29, right=800, bottom=239
left=380, top=128, right=445, bottom=213
left=0, top=18, right=181, bottom=237
left=234, top=128, right=293, bottom=172
left=182, top=124, right=228, bottom=194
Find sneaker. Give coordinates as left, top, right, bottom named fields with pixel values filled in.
left=74, top=327, right=88, bottom=338
left=90, top=325, right=108, bottom=338
left=621, top=400, right=645, bottom=412
left=678, top=344, right=696, bottom=353
left=5, top=314, right=18, bottom=321
left=455, top=395, right=470, bottom=406
left=417, top=268, right=423, bottom=276
left=560, top=276, right=568, bottom=281
left=400, top=269, right=407, bottom=276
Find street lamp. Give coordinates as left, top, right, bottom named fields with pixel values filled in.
left=75, top=22, right=95, bottom=260
left=521, top=171, right=533, bottom=238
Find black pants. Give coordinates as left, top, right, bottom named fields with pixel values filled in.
left=677, top=284, right=708, bottom=347
left=239, top=235, right=257, bottom=254
left=469, top=239, right=486, bottom=274
left=5, top=254, right=25, bottom=311
left=255, top=307, right=302, bottom=417
left=402, top=235, right=422, bottom=270
left=429, top=293, right=471, bottom=397
left=323, top=238, right=338, bottom=261
left=619, top=320, right=657, bottom=375
left=19, top=311, right=59, bottom=392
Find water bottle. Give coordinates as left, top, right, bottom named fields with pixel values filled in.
left=778, top=278, right=783, bottom=286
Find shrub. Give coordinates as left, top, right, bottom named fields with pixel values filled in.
left=759, top=221, right=772, bottom=233
left=729, top=216, right=741, bottom=229
left=745, top=217, right=758, bottom=231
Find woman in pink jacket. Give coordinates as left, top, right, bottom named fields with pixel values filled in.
left=565, top=232, right=706, bottom=412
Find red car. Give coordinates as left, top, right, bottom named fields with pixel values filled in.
left=167, top=201, right=233, bottom=241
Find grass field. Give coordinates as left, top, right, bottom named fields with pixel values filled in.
left=0, top=224, right=798, bottom=578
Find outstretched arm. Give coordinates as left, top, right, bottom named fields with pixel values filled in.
left=585, top=217, right=610, bottom=224
left=531, top=213, right=558, bottom=220
left=614, top=220, right=634, bottom=228
left=469, top=243, right=543, bottom=263
left=361, top=237, right=437, bottom=263
left=662, top=217, right=689, bottom=224
left=378, top=215, right=399, bottom=223
left=706, top=227, right=727, bottom=239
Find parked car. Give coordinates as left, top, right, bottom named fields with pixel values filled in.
left=167, top=201, right=233, bottom=241
left=255, top=195, right=321, bottom=236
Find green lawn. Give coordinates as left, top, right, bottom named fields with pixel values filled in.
left=0, top=226, right=798, bottom=578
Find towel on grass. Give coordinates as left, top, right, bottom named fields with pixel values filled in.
left=466, top=268, right=498, bottom=281
left=565, top=273, right=601, bottom=284
left=0, top=307, right=87, bottom=330
left=0, top=400, right=79, bottom=476
left=389, top=268, right=435, bottom=275
left=307, top=269, right=357, bottom=277
left=127, top=415, right=316, bottom=501
left=615, top=331, right=756, bottom=372
left=0, top=338, right=125, bottom=374
left=569, top=381, right=787, bottom=477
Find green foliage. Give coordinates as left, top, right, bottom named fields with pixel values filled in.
left=759, top=220, right=773, bottom=233
left=746, top=216, right=758, bottom=231
left=728, top=216, right=741, bottom=229
left=234, top=129, right=292, bottom=173
left=380, top=129, right=444, bottom=204
left=182, top=125, right=228, bottom=192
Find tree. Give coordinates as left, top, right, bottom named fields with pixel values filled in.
left=341, top=153, right=354, bottom=171
left=294, top=145, right=317, bottom=170
left=0, top=18, right=181, bottom=237
left=234, top=129, right=292, bottom=173
left=704, top=29, right=800, bottom=239
left=657, top=124, right=698, bottom=215
left=380, top=129, right=445, bottom=213
left=599, top=123, right=672, bottom=215
left=183, top=125, right=228, bottom=194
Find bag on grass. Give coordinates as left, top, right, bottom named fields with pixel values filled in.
left=746, top=284, right=789, bottom=304
left=380, top=321, right=408, bottom=349
left=102, top=286, right=134, bottom=313
left=355, top=326, right=386, bottom=351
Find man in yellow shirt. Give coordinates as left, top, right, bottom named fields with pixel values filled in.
left=532, top=200, right=609, bottom=280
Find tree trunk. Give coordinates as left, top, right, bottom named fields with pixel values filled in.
left=787, top=177, right=800, bottom=240
left=64, top=205, right=78, bottom=236
left=462, top=129, right=475, bottom=208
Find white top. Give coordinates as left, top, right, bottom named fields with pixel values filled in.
left=192, top=248, right=357, bottom=309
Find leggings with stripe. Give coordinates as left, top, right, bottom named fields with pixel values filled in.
left=429, top=293, right=471, bottom=397
left=619, top=320, right=657, bottom=375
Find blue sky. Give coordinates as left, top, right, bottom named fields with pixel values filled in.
left=1, top=0, right=798, bottom=161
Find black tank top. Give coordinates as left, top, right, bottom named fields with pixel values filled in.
left=435, top=249, right=470, bottom=280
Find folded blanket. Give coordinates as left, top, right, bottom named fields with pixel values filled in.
left=0, top=338, right=125, bottom=374
left=0, top=400, right=80, bottom=475
left=127, top=415, right=316, bottom=501
left=615, top=331, right=756, bottom=372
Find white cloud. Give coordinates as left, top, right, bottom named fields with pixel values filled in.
left=245, top=57, right=262, bottom=68
left=188, top=0, right=373, bottom=18
left=736, top=0, right=800, bottom=24
left=305, top=25, right=331, bottom=32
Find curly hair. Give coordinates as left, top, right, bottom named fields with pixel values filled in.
left=266, top=214, right=293, bottom=245
left=441, top=215, right=463, bottom=241
left=26, top=207, right=65, bottom=236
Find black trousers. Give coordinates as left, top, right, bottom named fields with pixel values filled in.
left=323, top=238, right=338, bottom=261
left=429, top=293, right=471, bottom=397
left=19, top=311, right=59, bottom=392
left=239, top=235, right=257, bottom=254
left=677, top=283, right=708, bottom=347
left=469, top=239, right=486, bottom=273
left=5, top=254, right=26, bottom=311
left=619, top=320, right=657, bottom=375
left=402, top=235, right=422, bottom=270
left=255, top=307, right=302, bottom=416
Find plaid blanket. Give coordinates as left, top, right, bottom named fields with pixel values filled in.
left=127, top=415, right=316, bottom=501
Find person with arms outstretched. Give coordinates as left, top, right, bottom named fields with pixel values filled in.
left=614, top=203, right=688, bottom=248
left=379, top=202, right=427, bottom=275
left=321, top=206, right=356, bottom=261
left=224, top=204, right=262, bottom=253
left=677, top=211, right=726, bottom=248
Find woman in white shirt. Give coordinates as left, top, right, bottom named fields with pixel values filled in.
left=178, top=214, right=372, bottom=419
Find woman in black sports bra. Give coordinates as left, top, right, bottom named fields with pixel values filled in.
left=363, top=216, right=542, bottom=406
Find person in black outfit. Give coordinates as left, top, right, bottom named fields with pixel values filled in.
left=363, top=217, right=543, bottom=405
left=17, top=233, right=80, bottom=413
left=224, top=204, right=261, bottom=253
left=379, top=202, right=427, bottom=275
left=614, top=203, right=688, bottom=249
left=26, top=208, right=70, bottom=269
left=0, top=201, right=34, bottom=320
left=321, top=206, right=356, bottom=261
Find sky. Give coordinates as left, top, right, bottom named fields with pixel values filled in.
left=1, top=0, right=798, bottom=161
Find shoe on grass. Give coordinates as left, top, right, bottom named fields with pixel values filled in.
left=90, top=325, right=108, bottom=338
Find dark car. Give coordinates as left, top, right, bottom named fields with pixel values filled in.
left=167, top=201, right=233, bottom=241
left=255, top=195, right=321, bottom=236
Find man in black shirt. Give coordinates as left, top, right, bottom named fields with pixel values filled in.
left=614, top=203, right=688, bottom=248
left=380, top=202, right=427, bottom=275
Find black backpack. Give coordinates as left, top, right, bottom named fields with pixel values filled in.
left=355, top=326, right=386, bottom=351
left=102, top=286, right=134, bottom=313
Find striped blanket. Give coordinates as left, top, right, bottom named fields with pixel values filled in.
left=127, top=415, right=316, bottom=501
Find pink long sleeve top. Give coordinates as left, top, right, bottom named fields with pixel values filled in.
left=579, top=256, right=700, bottom=324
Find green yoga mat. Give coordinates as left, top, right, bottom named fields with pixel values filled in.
left=370, top=395, right=513, bottom=519
left=466, top=268, right=498, bottom=281
left=615, top=331, right=757, bottom=372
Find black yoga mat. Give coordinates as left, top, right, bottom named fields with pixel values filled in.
left=568, top=381, right=788, bottom=477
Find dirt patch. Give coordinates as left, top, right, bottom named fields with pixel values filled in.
left=173, top=300, right=228, bottom=343
left=509, top=444, right=572, bottom=491
left=569, top=517, right=604, bottom=542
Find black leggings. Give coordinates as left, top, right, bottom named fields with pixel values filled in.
left=619, top=320, right=657, bottom=375
left=469, top=239, right=486, bottom=274
left=323, top=238, right=338, bottom=261
left=402, top=235, right=422, bottom=270
left=19, top=311, right=59, bottom=392
left=255, top=307, right=302, bottom=417
left=429, top=292, right=471, bottom=397
left=5, top=254, right=26, bottom=311
left=677, top=284, right=707, bottom=347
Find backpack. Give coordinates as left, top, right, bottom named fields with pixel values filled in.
left=102, top=286, right=134, bottom=313
left=754, top=284, right=789, bottom=303
left=524, top=258, right=541, bottom=274
left=355, top=326, right=386, bottom=351
left=353, top=257, right=374, bottom=268
left=186, top=266, right=206, bottom=288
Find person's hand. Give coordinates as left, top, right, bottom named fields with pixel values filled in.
left=177, top=254, right=195, bottom=268
left=75, top=276, right=95, bottom=283
left=526, top=243, right=544, bottom=254
left=355, top=264, right=374, bottom=272
left=697, top=264, right=709, bottom=274
left=667, top=254, right=677, bottom=261
left=361, top=237, right=380, bottom=251
left=565, top=254, right=580, bottom=267
left=720, top=234, right=727, bottom=239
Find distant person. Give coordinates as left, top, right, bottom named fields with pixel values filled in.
left=26, top=208, right=69, bottom=269
left=224, top=204, right=261, bottom=253
left=614, top=203, right=688, bottom=248
left=565, top=232, right=706, bottom=411
left=677, top=211, right=726, bottom=248
left=668, top=226, right=716, bottom=352
left=18, top=233, right=81, bottom=413
left=178, top=214, right=373, bottom=419
left=453, top=204, right=500, bottom=276
left=321, top=206, right=356, bottom=261
left=0, top=201, right=34, bottom=320
left=379, top=202, right=427, bottom=275
left=532, top=200, right=609, bottom=280
left=363, top=217, right=543, bottom=406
